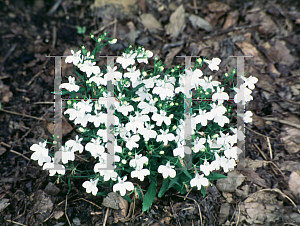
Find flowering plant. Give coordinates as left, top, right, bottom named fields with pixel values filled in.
left=30, top=32, right=257, bottom=212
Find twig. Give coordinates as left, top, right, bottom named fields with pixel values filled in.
left=75, top=154, right=89, bottom=162
left=175, top=195, right=203, bottom=226
left=47, top=0, right=64, bottom=15
left=71, top=197, right=102, bottom=211
left=113, top=16, right=117, bottom=38
left=193, top=0, right=198, bottom=14
left=52, top=26, right=57, bottom=48
left=265, top=161, right=287, bottom=181
left=65, top=195, right=71, bottom=226
left=103, top=208, right=109, bottom=226
left=33, top=102, right=55, bottom=104
left=257, top=188, right=300, bottom=214
left=253, top=143, right=268, bottom=160
left=245, top=125, right=276, bottom=139
left=93, top=19, right=118, bottom=35
left=26, top=70, right=44, bottom=86
left=1, top=43, right=17, bottom=71
left=1, top=142, right=31, bottom=161
left=263, top=117, right=300, bottom=130
left=266, top=137, right=273, bottom=159
left=5, top=220, right=26, bottom=226
left=0, top=108, right=46, bottom=121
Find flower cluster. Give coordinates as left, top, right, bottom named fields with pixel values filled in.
left=30, top=33, right=257, bottom=210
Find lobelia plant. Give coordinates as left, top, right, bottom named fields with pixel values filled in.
left=30, top=32, right=258, bottom=212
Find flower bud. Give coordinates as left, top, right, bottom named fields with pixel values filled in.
left=121, top=159, right=127, bottom=164
left=172, top=125, right=177, bottom=130
left=109, top=39, right=117, bottom=44
left=169, top=114, right=174, bottom=119
left=91, top=34, right=94, bottom=38
left=78, top=127, right=85, bottom=132
left=170, top=102, right=174, bottom=106
left=154, top=97, right=158, bottom=102
left=201, top=148, right=205, bottom=152
left=128, top=152, right=132, bottom=156
left=225, top=72, right=228, bottom=77
left=159, top=66, right=164, bottom=71
left=98, top=38, right=101, bottom=42
left=159, top=151, right=164, bottom=155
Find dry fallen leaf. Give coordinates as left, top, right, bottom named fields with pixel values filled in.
left=288, top=171, right=300, bottom=197
left=165, top=5, right=186, bottom=39
left=280, top=115, right=300, bottom=154
left=216, top=170, right=245, bottom=192
left=164, top=46, right=182, bottom=66
left=240, top=168, right=268, bottom=188
left=140, top=13, right=163, bottom=33
left=280, top=161, right=300, bottom=172
left=223, top=10, right=239, bottom=30
left=237, top=189, right=284, bottom=224
left=187, top=14, right=213, bottom=32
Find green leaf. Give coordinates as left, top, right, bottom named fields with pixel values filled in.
left=142, top=180, right=157, bottom=212
left=206, top=172, right=227, bottom=181
left=201, top=186, right=206, bottom=197
left=76, top=26, right=86, bottom=34
left=168, top=177, right=180, bottom=189
left=97, top=191, right=109, bottom=196
left=122, top=194, right=133, bottom=203
left=158, top=178, right=169, bottom=198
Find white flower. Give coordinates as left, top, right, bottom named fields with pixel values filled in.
left=200, top=159, right=214, bottom=176
left=158, top=161, right=176, bottom=178
left=129, top=154, right=149, bottom=168
left=138, top=99, right=158, bottom=115
left=190, top=173, right=209, bottom=190
left=43, top=159, right=66, bottom=176
left=124, top=66, right=141, bottom=84
left=193, top=137, right=206, bottom=153
left=82, top=178, right=99, bottom=196
left=113, top=176, right=134, bottom=196
left=156, top=129, right=175, bottom=146
left=233, top=84, right=253, bottom=104
left=115, top=102, right=134, bottom=116
left=78, top=60, right=100, bottom=78
left=116, top=52, right=137, bottom=69
left=59, top=76, right=80, bottom=92
left=203, top=58, right=221, bottom=71
left=122, top=134, right=140, bottom=150
left=131, top=166, right=150, bottom=181
left=137, top=48, right=153, bottom=64
left=137, top=122, right=157, bottom=141
left=198, top=76, right=220, bottom=91
left=152, top=110, right=171, bottom=126
left=152, top=81, right=174, bottom=100
left=224, top=145, right=242, bottom=160
left=212, top=86, right=229, bottom=105
left=65, top=50, right=82, bottom=66
left=30, top=140, right=48, bottom=153
left=89, top=73, right=105, bottom=86
left=219, top=156, right=236, bottom=173
left=173, top=141, right=185, bottom=158
left=85, top=138, right=105, bottom=158
left=103, top=66, right=122, bottom=85
left=65, top=135, right=84, bottom=153
left=31, top=147, right=51, bottom=166
left=243, top=111, right=253, bottom=123
left=242, top=75, right=258, bottom=90
left=58, top=146, right=75, bottom=164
